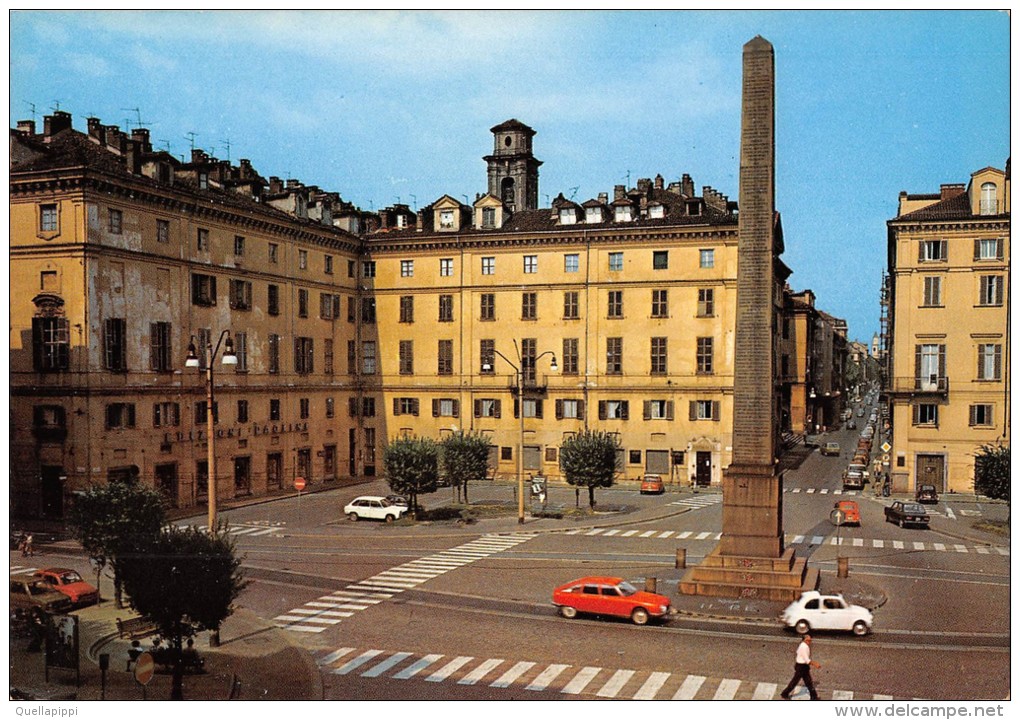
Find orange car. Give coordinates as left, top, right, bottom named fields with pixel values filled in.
left=832, top=500, right=861, bottom=526
left=639, top=474, right=665, bottom=494
left=33, top=567, right=99, bottom=607
left=553, top=576, right=671, bottom=625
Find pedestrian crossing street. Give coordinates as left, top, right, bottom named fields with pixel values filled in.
left=316, top=645, right=905, bottom=701
left=559, top=527, right=1010, bottom=555
left=273, top=533, right=536, bottom=634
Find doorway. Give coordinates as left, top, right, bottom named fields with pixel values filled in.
left=266, top=453, right=283, bottom=491
left=155, top=464, right=179, bottom=508
left=41, top=466, right=64, bottom=518
left=916, top=454, right=945, bottom=493
left=234, top=456, right=251, bottom=497
left=695, top=452, right=713, bottom=487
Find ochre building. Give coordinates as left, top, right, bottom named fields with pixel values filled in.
left=885, top=162, right=1010, bottom=493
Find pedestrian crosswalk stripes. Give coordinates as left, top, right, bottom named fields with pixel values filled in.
left=669, top=494, right=724, bottom=509
left=558, top=528, right=1008, bottom=555
left=10, top=566, right=36, bottom=577
left=273, top=533, right=536, bottom=633
left=185, top=522, right=284, bottom=537
left=315, top=646, right=911, bottom=700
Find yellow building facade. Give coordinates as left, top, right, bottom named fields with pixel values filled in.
left=11, top=112, right=813, bottom=521
left=885, top=163, right=1010, bottom=493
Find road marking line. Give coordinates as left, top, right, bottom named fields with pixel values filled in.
left=853, top=538, right=863, bottom=547
left=811, top=536, right=824, bottom=545
left=280, top=625, right=325, bottom=633
left=426, top=656, right=474, bottom=682
left=832, top=690, right=854, bottom=700
left=791, top=488, right=801, bottom=493
left=249, top=528, right=281, bottom=536
left=893, top=541, right=903, bottom=549
left=640, top=531, right=656, bottom=537
left=792, top=535, right=805, bottom=544
left=393, top=654, right=444, bottom=680
left=561, top=667, right=602, bottom=695
left=806, top=488, right=815, bottom=494
left=873, top=540, right=884, bottom=548
left=713, top=678, right=740, bottom=700
left=874, top=694, right=894, bottom=700
left=602, top=529, right=621, bottom=536
left=333, top=649, right=384, bottom=675
left=820, top=489, right=829, bottom=495
left=621, top=530, right=638, bottom=537
left=633, top=671, right=670, bottom=700
left=954, top=545, right=968, bottom=553
left=596, top=669, right=634, bottom=698
left=673, top=675, right=706, bottom=700
left=946, top=507, right=957, bottom=520
left=586, top=529, right=605, bottom=536
left=995, top=547, right=1009, bottom=555
left=318, top=647, right=355, bottom=666
left=975, top=546, right=990, bottom=554
left=288, top=608, right=353, bottom=618
left=526, top=664, right=570, bottom=691
left=362, top=652, right=413, bottom=678
left=458, top=658, right=503, bottom=685
left=753, top=682, right=778, bottom=700
left=490, top=661, right=535, bottom=688
left=657, top=531, right=673, bottom=539
left=695, top=532, right=712, bottom=540
left=678, top=531, right=692, bottom=539
left=934, top=543, right=946, bottom=552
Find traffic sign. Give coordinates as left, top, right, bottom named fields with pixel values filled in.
left=294, top=477, right=306, bottom=491
left=881, top=441, right=891, bottom=453
left=134, top=652, right=155, bottom=686
left=830, top=509, right=846, bottom=526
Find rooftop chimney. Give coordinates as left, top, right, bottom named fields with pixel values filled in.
left=87, top=117, right=104, bottom=143
left=17, top=120, right=36, bottom=136
left=43, top=111, right=73, bottom=138
left=654, top=174, right=664, bottom=190
left=613, top=184, right=626, bottom=201
left=681, top=173, right=695, bottom=197
left=598, top=192, right=609, bottom=205
left=131, top=128, right=151, bottom=153
left=940, top=183, right=965, bottom=201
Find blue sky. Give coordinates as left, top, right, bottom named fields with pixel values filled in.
left=9, top=10, right=1010, bottom=343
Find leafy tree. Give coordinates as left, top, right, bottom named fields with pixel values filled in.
left=117, top=525, right=248, bottom=700
left=384, top=436, right=440, bottom=516
left=974, top=444, right=1010, bottom=503
left=559, top=430, right=621, bottom=509
left=66, top=479, right=166, bottom=608
left=439, top=431, right=492, bottom=504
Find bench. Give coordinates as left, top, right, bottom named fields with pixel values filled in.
left=116, top=616, right=158, bottom=640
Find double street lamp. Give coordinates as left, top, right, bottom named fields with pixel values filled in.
left=185, top=330, right=236, bottom=534
left=482, top=340, right=557, bottom=524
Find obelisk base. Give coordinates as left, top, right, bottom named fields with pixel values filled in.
left=679, top=465, right=819, bottom=602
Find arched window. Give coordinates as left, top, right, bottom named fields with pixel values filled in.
left=980, top=182, right=998, bottom=215
left=501, top=178, right=515, bottom=208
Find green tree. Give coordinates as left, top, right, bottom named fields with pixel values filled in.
left=384, top=435, right=440, bottom=516
left=66, top=479, right=167, bottom=608
left=974, top=444, right=1010, bottom=502
left=117, top=525, right=248, bottom=700
left=559, top=430, right=621, bottom=509
left=439, top=431, right=493, bottom=504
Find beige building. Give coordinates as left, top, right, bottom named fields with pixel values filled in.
left=10, top=112, right=816, bottom=521
left=885, top=162, right=1010, bottom=493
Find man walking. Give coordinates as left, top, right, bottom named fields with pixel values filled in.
left=781, top=634, right=821, bottom=700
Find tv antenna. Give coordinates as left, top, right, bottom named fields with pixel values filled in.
left=51, top=99, right=63, bottom=112
left=24, top=101, right=37, bottom=123
left=184, top=131, right=198, bottom=152
left=121, top=107, right=148, bottom=130
left=569, top=186, right=579, bottom=200
left=409, top=194, right=417, bottom=211
left=220, top=138, right=232, bottom=162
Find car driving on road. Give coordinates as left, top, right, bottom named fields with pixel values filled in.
left=10, top=577, right=73, bottom=618
left=884, top=501, right=930, bottom=528
left=552, top=576, right=671, bottom=625
left=33, top=568, right=99, bottom=608
left=344, top=496, right=408, bottom=523
left=782, top=591, right=873, bottom=636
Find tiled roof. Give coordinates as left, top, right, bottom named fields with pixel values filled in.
left=490, top=118, right=535, bottom=134
left=895, top=191, right=973, bottom=221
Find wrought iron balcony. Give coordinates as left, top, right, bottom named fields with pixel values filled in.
left=889, top=375, right=949, bottom=396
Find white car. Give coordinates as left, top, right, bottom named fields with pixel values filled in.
left=782, top=591, right=873, bottom=636
left=344, top=496, right=407, bottom=523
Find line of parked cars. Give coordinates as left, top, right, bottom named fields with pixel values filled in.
left=11, top=568, right=100, bottom=620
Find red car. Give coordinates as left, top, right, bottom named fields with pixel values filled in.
left=552, top=576, right=671, bottom=625
left=33, top=568, right=99, bottom=608
left=639, top=474, right=665, bottom=495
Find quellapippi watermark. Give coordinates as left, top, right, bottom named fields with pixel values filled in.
left=14, top=708, right=79, bottom=717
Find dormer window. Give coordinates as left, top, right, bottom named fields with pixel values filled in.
left=559, top=207, right=577, bottom=225
left=614, top=205, right=633, bottom=223
left=198, top=172, right=208, bottom=190
left=440, top=209, right=455, bottom=229
left=482, top=207, right=496, bottom=228
left=980, top=182, right=998, bottom=215
left=395, top=214, right=407, bottom=229
left=649, top=204, right=665, bottom=219
left=586, top=207, right=603, bottom=224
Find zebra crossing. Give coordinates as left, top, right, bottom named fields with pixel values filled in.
left=183, top=521, right=285, bottom=538
left=558, top=527, right=1009, bottom=554
left=273, top=533, right=535, bottom=633
left=316, top=645, right=903, bottom=701
left=786, top=488, right=860, bottom=495
left=669, top=494, right=724, bottom=510
left=10, top=565, right=36, bottom=577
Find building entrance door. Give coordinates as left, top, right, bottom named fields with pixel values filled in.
left=267, top=453, right=283, bottom=490
left=41, top=466, right=64, bottom=518
left=695, top=452, right=713, bottom=487
left=155, top=464, right=178, bottom=508
left=234, top=456, right=251, bottom=496
left=916, top=454, right=945, bottom=493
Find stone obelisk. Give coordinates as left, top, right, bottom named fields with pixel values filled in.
left=680, top=36, right=816, bottom=601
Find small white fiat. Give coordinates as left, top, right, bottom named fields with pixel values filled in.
left=782, top=591, right=873, bottom=636
left=343, top=496, right=407, bottom=523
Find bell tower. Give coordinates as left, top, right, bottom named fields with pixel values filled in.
left=485, top=119, right=542, bottom=212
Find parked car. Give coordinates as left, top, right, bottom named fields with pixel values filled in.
left=33, top=568, right=99, bottom=608
left=639, top=474, right=665, bottom=495
left=343, top=496, right=408, bottom=523
left=552, top=576, right=671, bottom=625
left=804, top=435, right=822, bottom=448
left=915, top=484, right=938, bottom=504
left=832, top=500, right=861, bottom=526
left=820, top=442, right=841, bottom=457
left=842, top=468, right=865, bottom=491
left=847, top=420, right=857, bottom=430
left=385, top=495, right=409, bottom=507
left=782, top=591, right=873, bottom=636
left=10, top=577, right=73, bottom=618
left=884, top=501, right=930, bottom=528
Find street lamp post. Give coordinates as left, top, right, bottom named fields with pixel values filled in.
left=482, top=340, right=557, bottom=524
left=185, top=330, right=237, bottom=534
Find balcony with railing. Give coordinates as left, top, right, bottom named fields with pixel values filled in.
left=889, top=375, right=949, bottom=397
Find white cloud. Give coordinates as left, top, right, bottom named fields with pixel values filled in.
left=66, top=53, right=112, bottom=77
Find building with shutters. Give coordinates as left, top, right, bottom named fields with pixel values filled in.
left=884, top=162, right=1010, bottom=493
left=10, top=111, right=846, bottom=521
